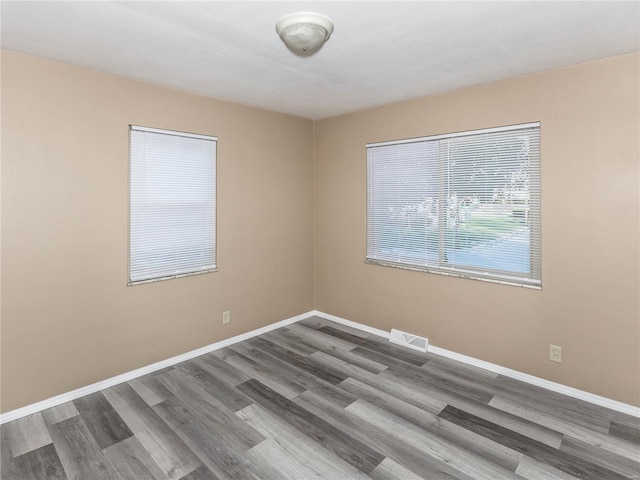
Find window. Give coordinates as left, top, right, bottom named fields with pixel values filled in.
left=367, top=122, right=541, bottom=288
left=129, top=126, right=217, bottom=284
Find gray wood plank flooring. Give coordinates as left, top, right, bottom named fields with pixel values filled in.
left=2, top=316, right=639, bottom=479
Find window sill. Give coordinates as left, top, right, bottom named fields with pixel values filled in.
left=128, top=267, right=218, bottom=286
left=365, top=259, right=541, bottom=290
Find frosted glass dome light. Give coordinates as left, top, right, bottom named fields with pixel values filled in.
left=276, top=12, right=334, bottom=54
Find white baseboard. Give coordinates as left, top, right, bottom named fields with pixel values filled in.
left=3, top=308, right=638, bottom=424
left=0, top=310, right=313, bottom=425
left=312, top=310, right=640, bottom=418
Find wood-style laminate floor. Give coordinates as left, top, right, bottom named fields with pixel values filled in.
left=2, top=316, right=639, bottom=479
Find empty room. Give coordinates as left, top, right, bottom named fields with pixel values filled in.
left=1, top=1, right=639, bottom=479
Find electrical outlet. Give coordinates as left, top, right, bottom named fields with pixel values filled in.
left=550, top=344, right=562, bottom=363
left=222, top=311, right=231, bottom=325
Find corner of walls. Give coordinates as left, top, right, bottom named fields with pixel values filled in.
left=311, top=119, right=318, bottom=309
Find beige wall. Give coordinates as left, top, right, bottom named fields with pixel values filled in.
left=2, top=50, right=639, bottom=412
left=314, top=53, right=640, bottom=406
left=0, top=51, right=314, bottom=412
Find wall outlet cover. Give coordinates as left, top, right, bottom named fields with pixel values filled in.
left=550, top=344, right=562, bottom=363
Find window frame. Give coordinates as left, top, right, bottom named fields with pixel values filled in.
left=366, top=122, right=542, bottom=289
left=128, top=125, right=218, bottom=285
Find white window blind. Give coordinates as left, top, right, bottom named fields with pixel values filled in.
left=367, top=122, right=541, bottom=287
left=129, top=126, right=217, bottom=284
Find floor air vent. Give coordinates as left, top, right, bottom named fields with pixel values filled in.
left=389, top=329, right=429, bottom=352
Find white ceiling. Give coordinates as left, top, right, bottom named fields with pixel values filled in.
left=1, top=1, right=639, bottom=120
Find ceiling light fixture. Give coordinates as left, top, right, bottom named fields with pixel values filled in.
left=275, top=12, right=334, bottom=54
